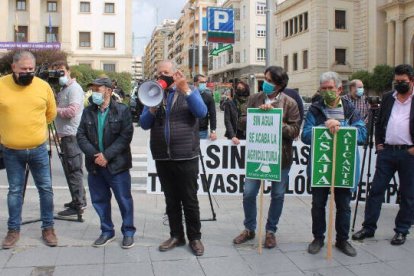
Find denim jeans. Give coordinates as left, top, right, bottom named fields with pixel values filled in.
left=363, top=148, right=414, bottom=235
left=3, top=143, right=54, bottom=230
left=243, top=168, right=290, bottom=233
left=199, top=130, right=208, bottom=139
left=88, top=168, right=136, bottom=237
left=311, top=187, right=351, bottom=241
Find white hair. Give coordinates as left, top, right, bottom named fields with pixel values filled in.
left=13, top=51, right=35, bottom=64
left=157, top=60, right=178, bottom=72
left=320, top=71, right=342, bottom=88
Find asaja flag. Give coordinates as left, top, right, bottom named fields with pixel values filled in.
left=311, top=127, right=357, bottom=188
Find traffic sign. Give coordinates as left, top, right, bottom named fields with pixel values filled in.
left=210, top=44, right=233, bottom=56
left=207, top=7, right=235, bottom=44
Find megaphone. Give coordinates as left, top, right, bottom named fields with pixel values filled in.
left=137, top=80, right=167, bottom=107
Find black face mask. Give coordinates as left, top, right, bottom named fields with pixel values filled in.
left=159, top=75, right=175, bottom=89
left=395, top=81, right=411, bottom=94
left=13, top=72, right=35, bottom=86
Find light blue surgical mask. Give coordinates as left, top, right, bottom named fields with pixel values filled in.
left=59, top=75, right=69, bottom=86
left=198, top=83, right=207, bottom=91
left=92, top=92, right=104, bottom=105
left=356, top=87, right=364, bottom=97
left=262, top=80, right=276, bottom=95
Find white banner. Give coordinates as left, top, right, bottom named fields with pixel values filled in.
left=146, top=140, right=400, bottom=204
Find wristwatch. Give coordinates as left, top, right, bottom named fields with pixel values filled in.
left=185, top=89, right=193, bottom=97
left=211, top=130, right=216, bottom=134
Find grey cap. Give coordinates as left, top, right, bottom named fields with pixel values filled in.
left=87, top=78, right=113, bottom=88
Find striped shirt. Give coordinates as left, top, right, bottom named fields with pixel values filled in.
left=324, top=100, right=345, bottom=121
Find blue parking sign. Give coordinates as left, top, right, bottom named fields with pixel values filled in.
left=207, top=7, right=235, bottom=44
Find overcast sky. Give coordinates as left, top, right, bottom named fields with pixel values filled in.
left=132, top=0, right=187, bottom=57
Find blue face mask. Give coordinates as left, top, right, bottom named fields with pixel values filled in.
left=356, top=87, right=364, bottom=97
left=59, top=75, right=69, bottom=86
left=92, top=92, right=104, bottom=105
left=198, top=83, right=207, bottom=91
left=262, top=81, right=276, bottom=95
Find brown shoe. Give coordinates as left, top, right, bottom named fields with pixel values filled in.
left=264, top=232, right=276, bottom=249
left=233, top=230, right=255, bottom=244
left=2, top=230, right=20, bottom=249
left=42, top=228, right=57, bottom=247
left=158, top=237, right=186, bottom=252
left=189, top=240, right=204, bottom=256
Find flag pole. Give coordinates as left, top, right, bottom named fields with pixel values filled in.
left=326, top=133, right=338, bottom=260
left=257, top=179, right=265, bottom=254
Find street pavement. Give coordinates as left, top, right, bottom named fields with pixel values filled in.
left=0, top=109, right=413, bottom=276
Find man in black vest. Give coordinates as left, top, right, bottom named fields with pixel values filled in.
left=353, top=64, right=414, bottom=245
left=140, top=60, right=207, bottom=256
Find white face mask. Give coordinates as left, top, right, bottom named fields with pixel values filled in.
left=59, top=75, right=69, bottom=86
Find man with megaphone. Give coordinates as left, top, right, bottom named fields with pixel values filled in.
left=140, top=60, right=207, bottom=256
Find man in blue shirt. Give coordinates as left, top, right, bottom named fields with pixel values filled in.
left=140, top=60, right=207, bottom=256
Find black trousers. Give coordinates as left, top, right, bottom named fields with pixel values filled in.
left=60, top=136, right=86, bottom=208
left=155, top=158, right=201, bottom=241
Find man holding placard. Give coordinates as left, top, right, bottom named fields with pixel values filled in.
left=302, top=72, right=367, bottom=257
left=233, top=66, right=300, bottom=249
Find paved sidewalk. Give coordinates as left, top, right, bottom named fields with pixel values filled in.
left=0, top=187, right=412, bottom=276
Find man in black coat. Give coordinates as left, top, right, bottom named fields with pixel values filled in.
left=77, top=78, right=136, bottom=249
left=194, top=74, right=217, bottom=140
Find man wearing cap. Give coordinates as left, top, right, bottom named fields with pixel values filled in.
left=77, top=77, right=136, bottom=249
left=140, top=60, right=207, bottom=256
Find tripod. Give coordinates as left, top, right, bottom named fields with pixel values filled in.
left=199, top=148, right=217, bottom=221
left=351, top=107, right=398, bottom=231
left=22, top=123, right=84, bottom=225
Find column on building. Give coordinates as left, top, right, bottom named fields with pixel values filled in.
left=0, top=1, right=9, bottom=41
left=60, top=0, right=72, bottom=53
left=395, top=19, right=404, bottom=65
left=29, top=0, right=41, bottom=42
left=387, top=20, right=395, bottom=66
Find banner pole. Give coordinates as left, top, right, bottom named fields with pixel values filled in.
left=258, top=179, right=265, bottom=254
left=326, top=133, right=338, bottom=260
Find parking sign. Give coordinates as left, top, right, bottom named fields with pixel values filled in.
left=207, top=7, right=235, bottom=44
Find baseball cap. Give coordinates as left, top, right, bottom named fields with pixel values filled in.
left=87, top=78, right=113, bottom=88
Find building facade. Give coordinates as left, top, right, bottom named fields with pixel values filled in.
left=0, top=0, right=132, bottom=73
left=131, top=56, right=143, bottom=82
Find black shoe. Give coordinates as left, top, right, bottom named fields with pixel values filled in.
left=63, top=201, right=87, bottom=210
left=92, top=234, right=115, bottom=247
left=391, top=233, right=406, bottom=245
left=121, top=236, right=135, bottom=249
left=308, top=239, right=324, bottom=254
left=57, top=208, right=83, bottom=217
left=352, top=228, right=374, bottom=240
left=335, top=240, right=357, bottom=257
left=189, top=240, right=204, bottom=256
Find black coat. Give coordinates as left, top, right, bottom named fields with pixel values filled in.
left=223, top=99, right=238, bottom=139
left=77, top=99, right=133, bottom=174
left=199, top=91, right=217, bottom=131
left=375, top=91, right=414, bottom=146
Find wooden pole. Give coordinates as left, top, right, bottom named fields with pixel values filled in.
left=326, top=133, right=338, bottom=260
left=257, top=180, right=265, bottom=254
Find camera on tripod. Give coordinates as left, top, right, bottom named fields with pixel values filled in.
left=366, top=96, right=381, bottom=108
left=35, top=63, right=64, bottom=85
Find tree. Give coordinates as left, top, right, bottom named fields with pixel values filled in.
left=0, top=49, right=67, bottom=75
left=370, top=64, right=394, bottom=95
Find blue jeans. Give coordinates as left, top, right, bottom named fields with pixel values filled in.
left=243, top=168, right=290, bottom=233
left=311, top=187, right=351, bottom=241
left=88, top=168, right=136, bottom=237
left=199, top=130, right=208, bottom=139
left=3, top=143, right=54, bottom=230
left=363, top=148, right=414, bottom=235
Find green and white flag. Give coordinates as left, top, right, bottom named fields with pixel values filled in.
left=311, top=127, right=358, bottom=188
left=245, top=108, right=283, bottom=181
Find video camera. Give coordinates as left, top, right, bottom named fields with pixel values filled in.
left=366, top=96, right=381, bottom=108
left=35, top=63, right=64, bottom=85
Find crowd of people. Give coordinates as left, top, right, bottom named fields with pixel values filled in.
left=0, top=50, right=413, bottom=259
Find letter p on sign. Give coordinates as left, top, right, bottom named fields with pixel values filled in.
left=214, top=11, right=229, bottom=30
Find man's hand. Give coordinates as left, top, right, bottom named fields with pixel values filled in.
left=210, top=132, right=217, bottom=141
left=259, top=104, right=273, bottom=110
left=231, top=137, right=240, bottom=145
left=376, top=144, right=384, bottom=152
left=94, top=153, right=108, bottom=167
left=173, top=70, right=190, bottom=94
left=408, top=147, right=414, bottom=155
left=149, top=107, right=158, bottom=115
left=325, top=119, right=340, bottom=134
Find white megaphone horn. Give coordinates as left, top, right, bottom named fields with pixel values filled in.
left=137, top=80, right=167, bottom=107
